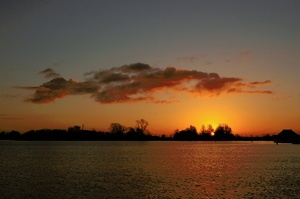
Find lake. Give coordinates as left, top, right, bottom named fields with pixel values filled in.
left=0, top=141, right=299, bottom=198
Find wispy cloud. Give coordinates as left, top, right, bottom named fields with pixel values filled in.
left=17, top=63, right=273, bottom=104
left=176, top=56, right=198, bottom=63
left=225, top=50, right=256, bottom=63
left=39, top=68, right=61, bottom=79
left=235, top=50, right=255, bottom=63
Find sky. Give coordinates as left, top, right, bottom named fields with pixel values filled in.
left=1, top=0, right=300, bottom=135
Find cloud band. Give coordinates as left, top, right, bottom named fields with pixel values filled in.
left=18, top=63, right=273, bottom=104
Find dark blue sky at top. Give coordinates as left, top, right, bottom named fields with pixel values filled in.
left=1, top=0, right=299, bottom=53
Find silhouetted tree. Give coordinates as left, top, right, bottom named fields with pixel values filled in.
left=200, top=124, right=214, bottom=140
left=214, top=124, right=234, bottom=140
left=135, top=119, right=149, bottom=139
left=68, top=125, right=81, bottom=132
left=6, top=130, right=21, bottom=140
left=189, top=125, right=197, bottom=134
left=201, top=124, right=214, bottom=134
left=136, top=119, right=148, bottom=132
left=110, top=123, right=126, bottom=134
left=125, top=127, right=136, bottom=140
left=109, top=123, right=126, bottom=140
left=174, top=125, right=199, bottom=140
left=0, top=131, right=5, bottom=139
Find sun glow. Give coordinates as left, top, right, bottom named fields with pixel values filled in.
left=203, top=122, right=218, bottom=132
left=210, top=123, right=218, bottom=131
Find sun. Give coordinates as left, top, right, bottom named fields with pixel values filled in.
left=210, top=132, right=215, bottom=136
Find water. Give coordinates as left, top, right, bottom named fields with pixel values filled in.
left=0, top=141, right=299, bottom=198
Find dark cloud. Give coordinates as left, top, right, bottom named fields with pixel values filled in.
left=121, top=63, right=151, bottom=71
left=99, top=73, right=130, bottom=83
left=248, top=80, right=272, bottom=87
left=197, top=77, right=241, bottom=92
left=227, top=88, right=273, bottom=94
left=19, top=78, right=75, bottom=103
left=39, top=68, right=60, bottom=78
left=71, top=81, right=99, bottom=94
left=234, top=80, right=273, bottom=90
left=18, top=63, right=273, bottom=104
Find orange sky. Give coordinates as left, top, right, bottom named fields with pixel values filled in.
left=1, top=86, right=300, bottom=136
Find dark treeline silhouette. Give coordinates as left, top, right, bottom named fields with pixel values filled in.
left=0, top=120, right=299, bottom=142
left=173, top=124, right=236, bottom=141
left=0, top=119, right=160, bottom=141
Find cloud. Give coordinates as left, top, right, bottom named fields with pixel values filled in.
left=39, top=68, right=60, bottom=78
left=176, top=56, right=197, bottom=63
left=197, top=77, right=241, bottom=90
left=18, top=78, right=75, bottom=103
left=225, top=50, right=256, bottom=63
left=248, top=80, right=272, bottom=87
left=235, top=50, right=255, bottom=62
left=18, top=63, right=273, bottom=104
left=227, top=88, right=273, bottom=94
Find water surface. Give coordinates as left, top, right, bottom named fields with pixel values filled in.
left=0, top=141, right=299, bottom=198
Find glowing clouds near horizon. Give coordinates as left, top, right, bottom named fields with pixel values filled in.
left=18, top=63, right=273, bottom=104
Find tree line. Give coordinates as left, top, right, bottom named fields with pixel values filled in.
left=0, top=119, right=276, bottom=141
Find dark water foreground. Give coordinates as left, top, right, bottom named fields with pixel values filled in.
left=0, top=141, right=299, bottom=198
